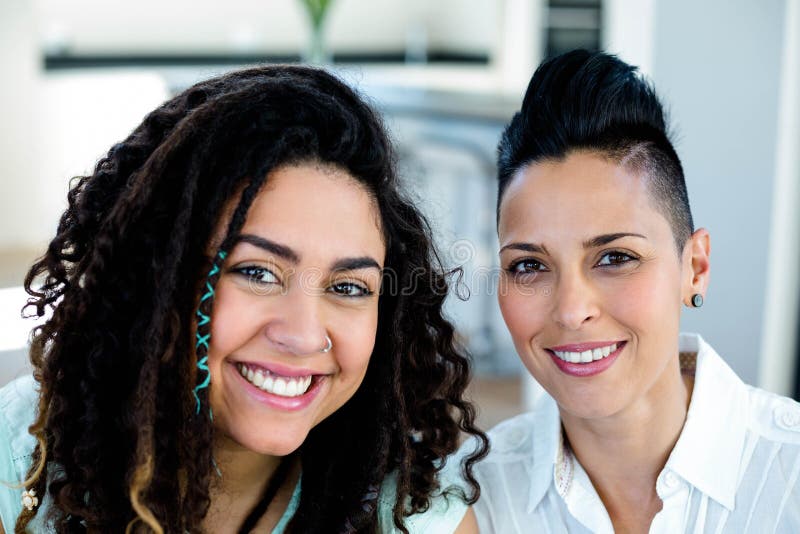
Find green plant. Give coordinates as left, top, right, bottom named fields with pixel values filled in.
left=299, top=0, right=334, bottom=30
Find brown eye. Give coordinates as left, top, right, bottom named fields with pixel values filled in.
left=596, top=252, right=636, bottom=267
left=235, top=266, right=279, bottom=285
left=509, top=259, right=547, bottom=274
left=329, top=281, right=371, bottom=297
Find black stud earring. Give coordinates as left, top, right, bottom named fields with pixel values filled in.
left=691, top=294, right=704, bottom=308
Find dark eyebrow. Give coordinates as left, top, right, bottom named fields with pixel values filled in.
left=583, top=233, right=647, bottom=248
left=331, top=257, right=382, bottom=272
left=233, top=234, right=300, bottom=263
left=499, top=233, right=647, bottom=255
left=499, top=242, right=549, bottom=255
left=232, top=235, right=381, bottom=271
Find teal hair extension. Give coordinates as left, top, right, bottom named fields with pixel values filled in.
left=193, top=250, right=228, bottom=414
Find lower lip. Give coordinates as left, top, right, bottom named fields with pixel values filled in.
left=548, top=342, right=626, bottom=377
left=228, top=363, right=326, bottom=411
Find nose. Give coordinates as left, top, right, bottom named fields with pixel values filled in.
left=550, top=269, right=600, bottom=330
left=262, top=288, right=329, bottom=356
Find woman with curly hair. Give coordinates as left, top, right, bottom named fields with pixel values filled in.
left=0, top=65, right=487, bottom=533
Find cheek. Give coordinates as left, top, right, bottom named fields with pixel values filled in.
left=207, top=289, right=255, bottom=360
left=330, top=308, right=379, bottom=378
left=498, top=286, right=548, bottom=344
left=602, top=268, right=682, bottom=332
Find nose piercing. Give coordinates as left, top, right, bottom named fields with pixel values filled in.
left=320, top=334, right=333, bottom=353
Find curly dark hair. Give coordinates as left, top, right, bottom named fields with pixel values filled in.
left=17, top=65, right=488, bottom=533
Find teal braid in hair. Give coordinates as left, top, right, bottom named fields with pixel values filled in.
left=193, top=250, right=227, bottom=415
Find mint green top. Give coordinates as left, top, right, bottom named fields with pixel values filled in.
left=0, top=376, right=468, bottom=533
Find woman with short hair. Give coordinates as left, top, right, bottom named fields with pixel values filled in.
left=464, top=49, right=800, bottom=533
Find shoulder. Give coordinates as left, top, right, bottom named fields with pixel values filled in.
left=691, top=333, right=800, bottom=446
left=462, top=403, right=559, bottom=525
left=744, top=384, right=800, bottom=444
left=0, top=375, right=39, bottom=426
left=0, top=375, right=38, bottom=471
left=732, top=385, right=800, bottom=527
left=0, top=375, right=39, bottom=531
left=376, top=466, right=471, bottom=534
left=469, top=410, right=545, bottom=477
left=484, top=411, right=538, bottom=457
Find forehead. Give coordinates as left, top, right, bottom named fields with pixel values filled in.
left=236, top=163, right=385, bottom=262
left=498, top=151, right=668, bottom=243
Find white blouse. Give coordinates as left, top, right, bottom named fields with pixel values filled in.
left=463, top=333, right=800, bottom=533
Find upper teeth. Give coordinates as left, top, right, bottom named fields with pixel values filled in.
left=237, top=363, right=313, bottom=397
left=553, top=343, right=617, bottom=364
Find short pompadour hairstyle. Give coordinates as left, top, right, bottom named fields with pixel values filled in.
left=497, top=49, right=694, bottom=250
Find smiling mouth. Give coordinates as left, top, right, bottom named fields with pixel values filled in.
left=549, top=342, right=623, bottom=364
left=236, top=363, right=317, bottom=397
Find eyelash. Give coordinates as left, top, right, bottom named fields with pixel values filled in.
left=328, top=281, right=373, bottom=298
left=235, top=265, right=279, bottom=285
left=596, top=251, right=639, bottom=267
left=233, top=266, right=372, bottom=297
left=507, top=259, right=547, bottom=275
left=506, top=250, right=640, bottom=274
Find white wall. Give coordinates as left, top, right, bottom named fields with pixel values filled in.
left=655, top=0, right=787, bottom=387
left=760, top=0, right=800, bottom=395
left=602, top=0, right=656, bottom=76
left=0, top=0, right=42, bottom=249
left=36, top=0, right=497, bottom=56
left=494, top=0, right=546, bottom=94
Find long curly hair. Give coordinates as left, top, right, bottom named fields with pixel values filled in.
left=17, top=65, right=488, bottom=533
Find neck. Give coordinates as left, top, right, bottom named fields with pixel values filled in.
left=212, top=434, right=283, bottom=496
left=559, top=356, right=693, bottom=529
left=203, top=434, right=295, bottom=532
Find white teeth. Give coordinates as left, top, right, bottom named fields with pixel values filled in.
left=236, top=364, right=314, bottom=397
left=273, top=378, right=287, bottom=395
left=552, top=343, right=620, bottom=364
left=252, top=370, right=265, bottom=387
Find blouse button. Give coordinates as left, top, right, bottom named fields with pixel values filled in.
left=781, top=411, right=799, bottom=428
left=664, top=471, right=679, bottom=488
left=774, top=404, right=800, bottom=431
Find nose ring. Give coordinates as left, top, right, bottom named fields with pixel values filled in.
left=319, top=334, right=333, bottom=353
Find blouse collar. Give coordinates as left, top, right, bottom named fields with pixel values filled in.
left=664, top=333, right=747, bottom=510
left=525, top=333, right=748, bottom=513
left=526, top=392, right=561, bottom=513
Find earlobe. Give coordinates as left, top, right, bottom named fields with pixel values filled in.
left=683, top=228, right=711, bottom=307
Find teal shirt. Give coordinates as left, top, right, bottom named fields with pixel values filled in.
left=0, top=376, right=468, bottom=533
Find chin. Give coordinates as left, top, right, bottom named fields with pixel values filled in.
left=259, top=433, right=308, bottom=456
left=229, top=428, right=308, bottom=457
left=560, top=401, right=617, bottom=420
left=553, top=390, right=628, bottom=420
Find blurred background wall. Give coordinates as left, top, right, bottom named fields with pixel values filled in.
left=2, top=0, right=798, bottom=426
